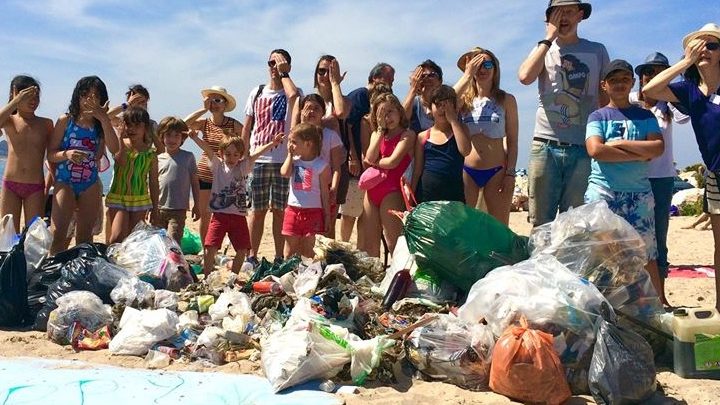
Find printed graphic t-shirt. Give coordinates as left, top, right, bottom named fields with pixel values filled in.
left=208, top=156, right=252, bottom=215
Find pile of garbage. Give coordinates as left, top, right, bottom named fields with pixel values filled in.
left=0, top=201, right=667, bottom=403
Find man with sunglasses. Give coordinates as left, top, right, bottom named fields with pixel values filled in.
left=242, top=48, right=301, bottom=265
left=402, top=60, right=443, bottom=133
left=518, top=0, right=609, bottom=226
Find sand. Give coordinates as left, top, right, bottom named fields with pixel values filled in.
left=1, top=211, right=719, bottom=404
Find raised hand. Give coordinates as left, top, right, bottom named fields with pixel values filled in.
left=127, top=92, right=147, bottom=107
left=272, top=133, right=284, bottom=146
left=464, top=53, right=486, bottom=77
left=13, top=86, right=38, bottom=103
left=545, top=7, right=561, bottom=41
left=443, top=99, right=458, bottom=122
left=685, top=38, right=707, bottom=64
left=409, top=66, right=424, bottom=94
left=329, top=58, right=346, bottom=85
left=273, top=53, right=291, bottom=74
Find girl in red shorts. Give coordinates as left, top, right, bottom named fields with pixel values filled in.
left=280, top=123, right=331, bottom=258
left=188, top=131, right=282, bottom=275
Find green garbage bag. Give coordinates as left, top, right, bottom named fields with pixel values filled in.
left=242, top=256, right=301, bottom=293
left=404, top=201, right=529, bottom=292
left=180, top=227, right=202, bottom=255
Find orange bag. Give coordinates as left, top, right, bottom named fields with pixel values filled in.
left=489, top=318, right=571, bottom=404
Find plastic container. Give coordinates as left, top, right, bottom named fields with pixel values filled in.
left=382, top=269, right=411, bottom=309
left=673, top=307, right=720, bottom=379
left=252, top=281, right=283, bottom=295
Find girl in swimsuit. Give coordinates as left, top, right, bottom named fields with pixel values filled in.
left=0, top=75, right=53, bottom=232
left=360, top=93, right=416, bottom=257
left=105, top=106, right=159, bottom=243
left=47, top=76, right=119, bottom=254
left=454, top=47, right=519, bottom=225
left=184, top=86, right=243, bottom=247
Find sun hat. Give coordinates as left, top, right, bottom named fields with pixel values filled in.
left=634, top=52, right=670, bottom=76
left=456, top=47, right=486, bottom=72
left=545, top=0, right=592, bottom=21
left=602, top=59, right=633, bottom=81
left=200, top=86, right=237, bottom=112
left=682, top=23, right=720, bottom=49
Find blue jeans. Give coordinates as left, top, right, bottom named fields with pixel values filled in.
left=528, top=140, right=591, bottom=226
left=650, top=177, right=674, bottom=277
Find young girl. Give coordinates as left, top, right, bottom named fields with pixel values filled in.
left=280, top=123, right=331, bottom=258
left=360, top=93, right=416, bottom=257
left=295, top=94, right=345, bottom=237
left=190, top=131, right=283, bottom=275
left=411, top=85, right=471, bottom=202
left=105, top=106, right=158, bottom=243
left=0, top=75, right=53, bottom=232
left=454, top=47, right=519, bottom=225
left=47, top=76, right=119, bottom=254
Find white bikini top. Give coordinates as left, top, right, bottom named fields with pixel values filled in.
left=462, top=97, right=506, bottom=139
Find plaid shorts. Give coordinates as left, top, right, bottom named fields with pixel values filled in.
left=249, top=162, right=289, bottom=211
left=585, top=184, right=657, bottom=261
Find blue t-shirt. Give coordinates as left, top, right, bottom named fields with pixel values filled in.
left=668, top=80, right=720, bottom=173
left=586, top=105, right=661, bottom=192
left=344, top=87, right=370, bottom=161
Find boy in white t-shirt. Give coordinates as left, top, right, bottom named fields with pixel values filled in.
left=189, top=131, right=283, bottom=275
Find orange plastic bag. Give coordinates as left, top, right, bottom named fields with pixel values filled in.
left=489, top=318, right=571, bottom=404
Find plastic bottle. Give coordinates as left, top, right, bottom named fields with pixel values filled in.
left=252, top=281, right=284, bottom=295
left=382, top=269, right=411, bottom=309
left=240, top=261, right=254, bottom=276
left=215, top=255, right=232, bottom=268
left=318, top=380, right=336, bottom=393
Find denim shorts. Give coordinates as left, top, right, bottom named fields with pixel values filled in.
left=528, top=139, right=590, bottom=226
left=585, top=184, right=657, bottom=261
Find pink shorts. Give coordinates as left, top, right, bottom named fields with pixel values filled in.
left=282, top=206, right=325, bottom=237
left=204, top=212, right=251, bottom=250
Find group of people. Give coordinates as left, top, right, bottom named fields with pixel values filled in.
left=1, top=1, right=719, bottom=309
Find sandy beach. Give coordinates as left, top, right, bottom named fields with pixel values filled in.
left=1, top=211, right=719, bottom=404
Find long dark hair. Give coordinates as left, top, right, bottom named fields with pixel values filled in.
left=8, top=75, right=40, bottom=114
left=313, top=55, right=335, bottom=89
left=68, top=76, right=109, bottom=137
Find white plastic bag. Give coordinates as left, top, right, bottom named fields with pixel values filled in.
left=153, top=290, right=178, bottom=310
left=208, top=289, right=252, bottom=322
left=0, top=214, right=17, bottom=252
left=293, top=262, right=323, bottom=298
left=109, top=307, right=179, bottom=355
left=24, top=217, right=52, bottom=275
left=110, top=277, right=155, bottom=307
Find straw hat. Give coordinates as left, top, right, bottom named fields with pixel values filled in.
left=200, top=86, right=237, bottom=112
left=456, top=47, right=486, bottom=72
left=545, top=0, right=592, bottom=21
left=682, top=23, right=720, bottom=49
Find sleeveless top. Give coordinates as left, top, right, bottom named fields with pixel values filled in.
left=106, top=148, right=156, bottom=210
left=420, top=129, right=463, bottom=177
left=288, top=157, right=328, bottom=209
left=55, top=118, right=100, bottom=188
left=197, top=117, right=237, bottom=183
left=380, top=131, right=412, bottom=188
left=462, top=97, right=506, bottom=139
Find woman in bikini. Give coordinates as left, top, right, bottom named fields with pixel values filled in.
left=0, top=75, right=53, bottom=232
left=454, top=47, right=519, bottom=225
left=360, top=93, right=415, bottom=257
left=47, top=76, right=119, bottom=254
left=184, top=86, right=243, bottom=243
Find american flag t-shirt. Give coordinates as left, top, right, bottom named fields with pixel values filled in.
left=293, top=165, right=313, bottom=191
left=253, top=93, right=287, bottom=148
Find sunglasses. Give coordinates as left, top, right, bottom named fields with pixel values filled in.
left=421, top=72, right=440, bottom=79
left=211, top=98, right=226, bottom=104
left=481, top=60, right=495, bottom=70
left=317, top=68, right=328, bottom=76
left=640, top=66, right=666, bottom=77
left=706, top=42, right=720, bottom=51
left=267, top=60, right=277, bottom=68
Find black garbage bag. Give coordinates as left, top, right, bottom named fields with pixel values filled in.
left=34, top=244, right=129, bottom=331
left=589, top=302, right=656, bottom=404
left=0, top=233, right=28, bottom=327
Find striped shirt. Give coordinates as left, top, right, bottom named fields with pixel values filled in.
left=197, top=117, right=238, bottom=183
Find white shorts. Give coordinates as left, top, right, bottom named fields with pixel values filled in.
left=339, top=178, right=363, bottom=218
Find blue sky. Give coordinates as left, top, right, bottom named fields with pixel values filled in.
left=2, top=0, right=719, bottom=169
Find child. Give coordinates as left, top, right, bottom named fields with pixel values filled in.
left=280, top=123, right=331, bottom=258
left=47, top=76, right=118, bottom=254
left=411, top=85, right=471, bottom=202
left=105, top=106, right=158, bottom=244
left=0, top=76, right=53, bottom=232
left=153, top=117, right=200, bottom=244
left=189, top=131, right=282, bottom=275
left=360, top=93, right=416, bottom=257
left=585, top=59, right=666, bottom=305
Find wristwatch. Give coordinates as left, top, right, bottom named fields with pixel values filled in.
left=279, top=72, right=290, bottom=79
left=538, top=39, right=552, bottom=48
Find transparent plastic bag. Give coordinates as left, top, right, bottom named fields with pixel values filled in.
left=490, top=317, right=571, bottom=405
left=589, top=303, right=656, bottom=404
left=405, top=314, right=495, bottom=390
left=108, top=307, right=179, bottom=355
left=47, top=291, right=112, bottom=345
left=208, top=289, right=252, bottom=323
left=24, top=217, right=52, bottom=276
left=404, top=201, right=529, bottom=292
left=110, top=277, right=155, bottom=307
left=153, top=290, right=178, bottom=310
left=0, top=214, right=18, bottom=252
left=293, top=262, right=323, bottom=298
